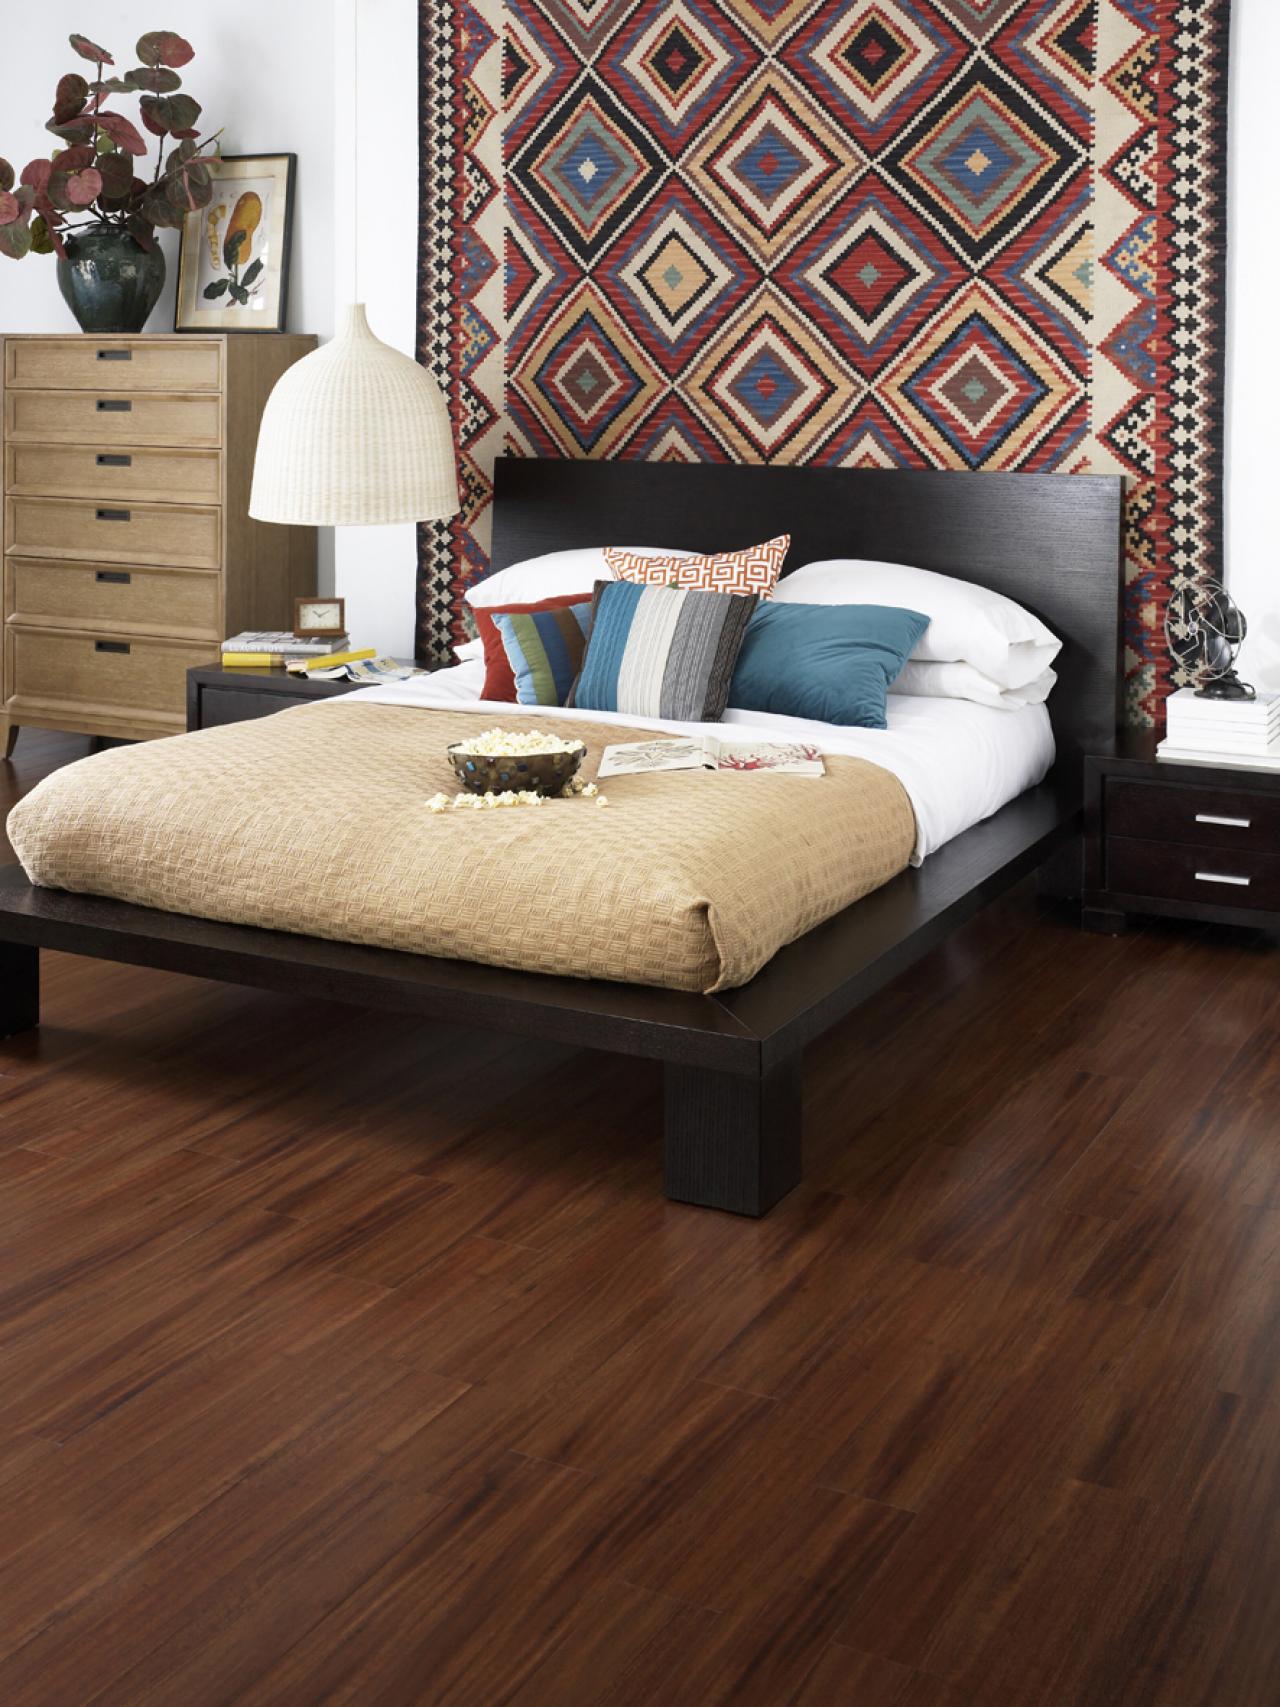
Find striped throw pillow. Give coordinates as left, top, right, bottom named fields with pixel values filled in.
left=571, top=579, right=756, bottom=722
left=604, top=535, right=788, bottom=600
left=492, top=600, right=592, bottom=706
left=474, top=591, right=590, bottom=701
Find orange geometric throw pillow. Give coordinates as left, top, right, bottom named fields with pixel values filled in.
left=604, top=535, right=789, bottom=601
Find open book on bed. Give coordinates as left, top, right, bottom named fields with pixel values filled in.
left=598, top=737, right=825, bottom=778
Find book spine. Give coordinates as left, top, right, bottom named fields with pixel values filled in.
left=304, top=647, right=377, bottom=670
left=220, top=653, right=283, bottom=668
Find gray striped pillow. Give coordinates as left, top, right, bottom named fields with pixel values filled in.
left=570, top=578, right=757, bottom=722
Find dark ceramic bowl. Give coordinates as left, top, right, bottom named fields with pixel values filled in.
left=447, top=740, right=587, bottom=797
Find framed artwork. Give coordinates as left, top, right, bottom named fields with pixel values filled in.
left=175, top=153, right=295, bottom=333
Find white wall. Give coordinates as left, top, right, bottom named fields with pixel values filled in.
left=331, top=0, right=422, bottom=659
left=1225, top=0, right=1280, bottom=687
left=0, top=2, right=337, bottom=590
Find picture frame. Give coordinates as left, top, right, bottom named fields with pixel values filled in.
left=175, top=153, right=296, bottom=333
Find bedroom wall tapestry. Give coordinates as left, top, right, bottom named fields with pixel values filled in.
left=417, top=0, right=1230, bottom=725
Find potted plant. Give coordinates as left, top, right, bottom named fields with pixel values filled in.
left=0, top=29, right=222, bottom=333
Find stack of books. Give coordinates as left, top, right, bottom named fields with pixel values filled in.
left=1158, top=686, right=1280, bottom=769
left=221, top=631, right=350, bottom=667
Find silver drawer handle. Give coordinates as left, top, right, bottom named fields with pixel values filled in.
left=1195, top=813, right=1251, bottom=829
left=1195, top=871, right=1251, bottom=887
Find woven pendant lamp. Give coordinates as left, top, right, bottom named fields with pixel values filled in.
left=249, top=303, right=459, bottom=526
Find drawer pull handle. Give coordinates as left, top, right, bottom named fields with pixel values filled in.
left=95, top=508, right=130, bottom=522
left=1195, top=813, right=1251, bottom=829
left=1195, top=871, right=1251, bottom=888
left=95, top=571, right=132, bottom=585
left=96, top=453, right=132, bottom=468
left=96, top=399, right=132, bottom=413
left=94, top=641, right=131, bottom=655
left=96, top=349, right=132, bottom=362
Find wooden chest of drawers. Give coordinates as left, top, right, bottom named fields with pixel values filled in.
left=1084, top=732, right=1280, bottom=935
left=2, top=333, right=316, bottom=748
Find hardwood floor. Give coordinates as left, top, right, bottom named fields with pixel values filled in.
left=2, top=731, right=1279, bottom=1705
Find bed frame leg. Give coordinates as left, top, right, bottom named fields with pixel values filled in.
left=0, top=942, right=40, bottom=1039
left=2, top=720, right=16, bottom=760
left=664, top=1053, right=803, bottom=1217
left=1038, top=836, right=1082, bottom=902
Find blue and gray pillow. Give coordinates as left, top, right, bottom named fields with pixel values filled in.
left=493, top=600, right=593, bottom=706
left=571, top=579, right=757, bottom=722
left=729, top=602, right=930, bottom=729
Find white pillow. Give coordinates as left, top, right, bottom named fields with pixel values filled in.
left=464, top=546, right=693, bottom=609
left=453, top=637, right=484, bottom=661
left=777, top=558, right=1060, bottom=690
left=890, top=660, right=1057, bottom=710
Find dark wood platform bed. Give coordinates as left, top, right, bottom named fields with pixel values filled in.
left=0, top=460, right=1123, bottom=1216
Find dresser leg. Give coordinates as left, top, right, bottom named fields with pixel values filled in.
left=0, top=943, right=40, bottom=1039
left=1082, top=906, right=1128, bottom=936
left=2, top=721, right=15, bottom=760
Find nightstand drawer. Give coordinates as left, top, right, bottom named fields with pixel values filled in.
left=5, top=443, right=222, bottom=505
left=4, top=338, right=222, bottom=392
left=1106, top=777, right=1280, bottom=851
left=4, top=389, right=222, bottom=449
left=1107, top=836, right=1280, bottom=912
left=8, top=561, right=221, bottom=640
left=196, top=686, right=305, bottom=728
left=7, top=496, right=221, bottom=570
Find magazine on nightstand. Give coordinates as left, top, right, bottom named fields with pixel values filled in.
left=598, top=736, right=825, bottom=778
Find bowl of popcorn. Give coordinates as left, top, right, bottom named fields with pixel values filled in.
left=447, top=728, right=588, bottom=797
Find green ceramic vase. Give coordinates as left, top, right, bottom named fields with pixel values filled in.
left=56, top=225, right=167, bottom=334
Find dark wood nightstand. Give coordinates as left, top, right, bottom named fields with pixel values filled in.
left=1084, top=730, right=1280, bottom=935
left=187, top=665, right=364, bottom=732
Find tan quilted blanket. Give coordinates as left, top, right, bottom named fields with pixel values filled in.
left=6, top=702, right=915, bottom=993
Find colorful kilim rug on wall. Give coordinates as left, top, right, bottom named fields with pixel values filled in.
left=417, top=1, right=1230, bottom=726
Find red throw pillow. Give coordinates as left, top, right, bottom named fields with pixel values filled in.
left=474, top=591, right=593, bottom=701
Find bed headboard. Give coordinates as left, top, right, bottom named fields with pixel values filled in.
left=489, top=459, right=1125, bottom=759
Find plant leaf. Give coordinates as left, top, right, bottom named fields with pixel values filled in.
left=46, top=116, right=97, bottom=145
left=52, top=143, right=95, bottom=173
left=95, top=151, right=133, bottom=198
left=29, top=213, right=54, bottom=255
left=92, top=111, right=146, bottom=157
left=203, top=277, right=230, bottom=300
left=0, top=222, right=34, bottom=260
left=127, top=213, right=155, bottom=251
left=229, top=283, right=250, bottom=305
left=69, top=33, right=115, bottom=65
left=140, top=182, right=182, bottom=229
left=0, top=192, right=20, bottom=227
left=20, top=159, right=53, bottom=194
left=241, top=257, right=264, bottom=287
left=53, top=73, right=90, bottom=125
left=0, top=160, right=12, bottom=193
left=65, top=166, right=103, bottom=207
left=137, top=96, right=167, bottom=138
left=123, top=65, right=181, bottom=93
left=44, top=171, right=74, bottom=213
left=163, top=94, right=201, bottom=133
left=136, top=31, right=194, bottom=69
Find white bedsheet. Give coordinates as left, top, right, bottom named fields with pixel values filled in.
left=344, top=661, right=1055, bottom=863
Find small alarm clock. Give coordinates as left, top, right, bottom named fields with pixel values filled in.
left=294, top=597, right=346, bottom=640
